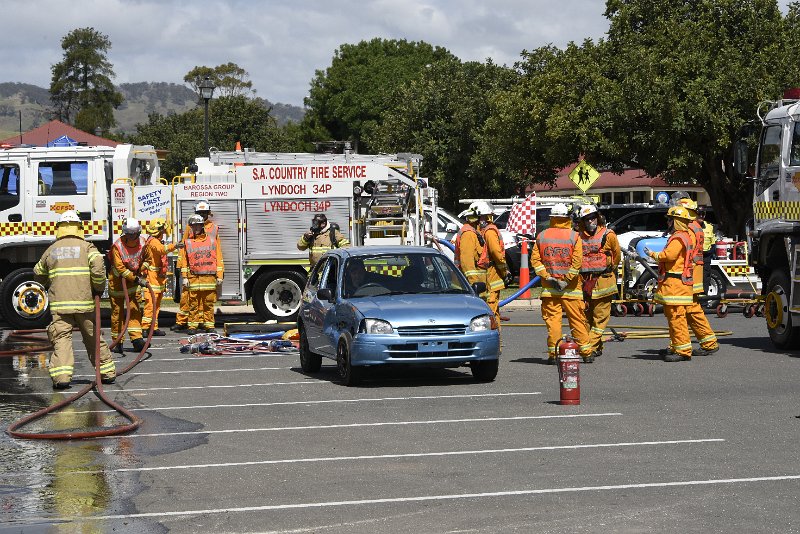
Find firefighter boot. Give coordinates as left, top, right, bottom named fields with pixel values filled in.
left=664, top=352, right=691, bottom=362
left=132, top=338, right=146, bottom=353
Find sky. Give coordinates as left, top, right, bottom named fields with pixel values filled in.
left=3, top=0, right=612, bottom=107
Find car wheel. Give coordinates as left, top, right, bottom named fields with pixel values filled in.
left=336, top=334, right=362, bottom=386
left=471, top=359, right=499, bottom=382
left=298, top=324, right=322, bottom=373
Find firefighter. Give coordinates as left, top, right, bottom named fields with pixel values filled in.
left=172, top=199, right=219, bottom=332
left=142, top=218, right=182, bottom=336
left=108, top=217, right=149, bottom=354
left=454, top=202, right=487, bottom=288
left=297, top=213, right=349, bottom=270
left=180, top=214, right=224, bottom=334
left=578, top=204, right=620, bottom=359
left=645, top=205, right=697, bottom=362
left=34, top=211, right=115, bottom=388
left=676, top=198, right=720, bottom=356
left=696, top=206, right=716, bottom=292
left=475, top=202, right=508, bottom=324
left=530, top=203, right=593, bottom=363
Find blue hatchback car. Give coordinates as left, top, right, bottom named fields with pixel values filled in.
left=297, top=246, right=501, bottom=385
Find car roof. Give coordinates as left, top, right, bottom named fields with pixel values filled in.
left=323, top=246, right=445, bottom=260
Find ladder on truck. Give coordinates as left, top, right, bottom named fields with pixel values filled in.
left=363, top=178, right=415, bottom=246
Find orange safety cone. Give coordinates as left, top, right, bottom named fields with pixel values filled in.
left=519, top=239, right=531, bottom=298
left=234, top=141, right=243, bottom=167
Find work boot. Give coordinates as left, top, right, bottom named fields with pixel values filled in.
left=692, top=346, right=719, bottom=356
left=203, top=327, right=217, bottom=334
left=186, top=328, right=198, bottom=336
left=547, top=357, right=557, bottom=365
left=658, top=347, right=676, bottom=356
left=171, top=324, right=188, bottom=332
left=131, top=338, right=146, bottom=353
left=101, top=376, right=116, bottom=385
left=152, top=329, right=167, bottom=337
left=111, top=343, right=124, bottom=355
left=664, top=353, right=691, bottom=362
left=582, top=353, right=595, bottom=363
left=53, top=381, right=71, bottom=390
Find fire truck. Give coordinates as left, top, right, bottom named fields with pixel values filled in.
left=736, top=88, right=800, bottom=348
left=111, top=148, right=436, bottom=323
left=0, top=144, right=160, bottom=329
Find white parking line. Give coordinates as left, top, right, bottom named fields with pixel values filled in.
left=95, top=412, right=622, bottom=439
left=71, top=391, right=544, bottom=414
left=59, top=438, right=722, bottom=473
left=52, top=474, right=800, bottom=521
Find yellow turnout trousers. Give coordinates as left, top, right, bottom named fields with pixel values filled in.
left=188, top=289, right=216, bottom=329
left=664, top=305, right=692, bottom=356
left=142, top=290, right=163, bottom=331
left=110, top=296, right=143, bottom=343
left=48, top=311, right=115, bottom=385
left=686, top=299, right=718, bottom=351
left=541, top=297, right=591, bottom=359
left=586, top=295, right=613, bottom=354
left=175, top=288, right=190, bottom=327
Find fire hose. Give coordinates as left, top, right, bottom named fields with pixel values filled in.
left=6, top=278, right=155, bottom=440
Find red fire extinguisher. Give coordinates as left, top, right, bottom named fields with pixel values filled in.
left=715, top=239, right=728, bottom=260
left=555, top=336, right=581, bottom=405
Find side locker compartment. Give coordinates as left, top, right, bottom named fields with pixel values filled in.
left=791, top=244, right=800, bottom=313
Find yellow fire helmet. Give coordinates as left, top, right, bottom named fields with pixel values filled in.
left=677, top=197, right=698, bottom=217
left=666, top=205, right=695, bottom=221
left=146, top=217, right=168, bottom=236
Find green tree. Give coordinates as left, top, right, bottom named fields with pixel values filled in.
left=485, top=0, right=800, bottom=236
left=184, top=63, right=254, bottom=98
left=369, top=58, right=517, bottom=210
left=130, top=96, right=300, bottom=178
left=303, top=38, right=453, bottom=152
left=50, top=27, right=123, bottom=133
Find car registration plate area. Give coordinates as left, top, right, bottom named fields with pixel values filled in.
left=418, top=340, right=446, bottom=352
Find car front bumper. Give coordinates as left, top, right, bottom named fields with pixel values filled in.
left=351, top=331, right=500, bottom=366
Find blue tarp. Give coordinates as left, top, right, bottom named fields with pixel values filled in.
left=47, top=135, right=78, bottom=147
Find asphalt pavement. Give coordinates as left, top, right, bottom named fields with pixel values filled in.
left=0, top=306, right=798, bottom=533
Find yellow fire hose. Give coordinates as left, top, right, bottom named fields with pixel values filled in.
left=503, top=323, right=734, bottom=340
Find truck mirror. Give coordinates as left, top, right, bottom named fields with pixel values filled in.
left=733, top=140, right=749, bottom=178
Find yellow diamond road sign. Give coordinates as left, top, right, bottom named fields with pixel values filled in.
left=569, top=161, right=600, bottom=193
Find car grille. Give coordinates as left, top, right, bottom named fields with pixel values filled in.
left=396, top=324, right=466, bottom=336
left=387, top=341, right=476, bottom=358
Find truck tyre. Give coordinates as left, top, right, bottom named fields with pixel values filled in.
left=765, top=270, right=800, bottom=349
left=704, top=268, right=727, bottom=309
left=252, top=270, right=306, bottom=322
left=0, top=268, right=51, bottom=330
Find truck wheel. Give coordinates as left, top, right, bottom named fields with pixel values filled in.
left=764, top=270, right=800, bottom=349
left=252, top=271, right=306, bottom=322
left=0, top=268, right=51, bottom=330
left=704, top=269, right=727, bottom=309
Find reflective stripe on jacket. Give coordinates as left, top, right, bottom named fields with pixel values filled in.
left=580, top=227, right=610, bottom=274
left=185, top=234, right=218, bottom=275
left=109, top=236, right=148, bottom=277
left=33, top=236, right=106, bottom=314
left=454, top=224, right=486, bottom=282
left=657, top=231, right=694, bottom=286
left=536, top=227, right=579, bottom=277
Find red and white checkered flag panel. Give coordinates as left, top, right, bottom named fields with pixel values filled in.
left=506, top=193, right=537, bottom=235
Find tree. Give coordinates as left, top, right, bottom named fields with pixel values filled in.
left=485, top=0, right=800, bottom=236
left=184, top=63, right=255, bottom=98
left=369, top=58, right=517, bottom=210
left=303, top=38, right=453, bottom=152
left=50, top=27, right=123, bottom=133
left=130, top=96, right=300, bottom=179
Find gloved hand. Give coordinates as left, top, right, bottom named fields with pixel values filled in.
left=556, top=279, right=568, bottom=291
left=303, top=232, right=314, bottom=242
left=175, top=242, right=185, bottom=249
left=136, top=276, right=149, bottom=288
left=181, top=277, right=189, bottom=288
left=92, top=287, right=105, bottom=297
left=543, top=277, right=557, bottom=288
left=643, top=247, right=653, bottom=258
left=216, top=277, right=223, bottom=286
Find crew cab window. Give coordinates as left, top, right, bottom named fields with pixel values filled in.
left=0, top=164, right=20, bottom=211
left=758, top=125, right=782, bottom=182
left=791, top=122, right=800, bottom=167
left=38, top=161, right=88, bottom=196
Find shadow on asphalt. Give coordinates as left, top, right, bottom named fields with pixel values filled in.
left=619, top=350, right=665, bottom=361
left=509, top=356, right=556, bottom=366
left=290, top=365, right=479, bottom=388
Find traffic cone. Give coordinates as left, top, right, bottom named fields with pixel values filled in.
left=234, top=141, right=243, bottom=167
left=519, top=239, right=531, bottom=299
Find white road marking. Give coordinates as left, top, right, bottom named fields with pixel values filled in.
left=99, top=438, right=723, bottom=472
left=100, top=412, right=621, bottom=439
left=70, top=392, right=544, bottom=414
left=50, top=474, right=800, bottom=521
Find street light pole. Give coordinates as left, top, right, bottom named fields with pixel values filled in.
left=199, top=76, right=216, bottom=157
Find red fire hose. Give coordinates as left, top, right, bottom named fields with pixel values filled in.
left=6, top=278, right=155, bottom=440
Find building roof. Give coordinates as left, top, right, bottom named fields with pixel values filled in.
left=0, top=119, right=118, bottom=147
left=529, top=162, right=690, bottom=193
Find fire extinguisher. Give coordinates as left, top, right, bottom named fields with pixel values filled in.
left=555, top=336, right=581, bottom=405
left=715, top=239, right=728, bottom=260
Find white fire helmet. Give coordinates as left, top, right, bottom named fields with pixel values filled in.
left=195, top=199, right=211, bottom=213
left=459, top=200, right=494, bottom=219
left=188, top=214, right=205, bottom=226
left=577, top=204, right=598, bottom=219
left=550, top=203, right=570, bottom=217
left=58, top=210, right=81, bottom=224
left=122, top=218, right=141, bottom=235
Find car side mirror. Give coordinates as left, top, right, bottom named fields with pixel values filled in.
left=317, top=288, right=334, bottom=302
left=445, top=222, right=458, bottom=232
left=471, top=282, right=486, bottom=294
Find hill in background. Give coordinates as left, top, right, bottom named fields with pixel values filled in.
left=0, top=82, right=305, bottom=139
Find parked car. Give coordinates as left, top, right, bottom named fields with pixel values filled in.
left=598, top=203, right=658, bottom=225
left=297, top=246, right=501, bottom=385
left=608, top=207, right=718, bottom=250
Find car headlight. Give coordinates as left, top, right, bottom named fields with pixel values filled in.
left=361, top=318, right=394, bottom=334
left=469, top=314, right=496, bottom=332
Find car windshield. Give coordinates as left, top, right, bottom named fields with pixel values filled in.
left=343, top=253, right=470, bottom=298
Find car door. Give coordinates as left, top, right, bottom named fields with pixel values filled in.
left=302, top=257, right=339, bottom=356
left=315, top=257, right=340, bottom=356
